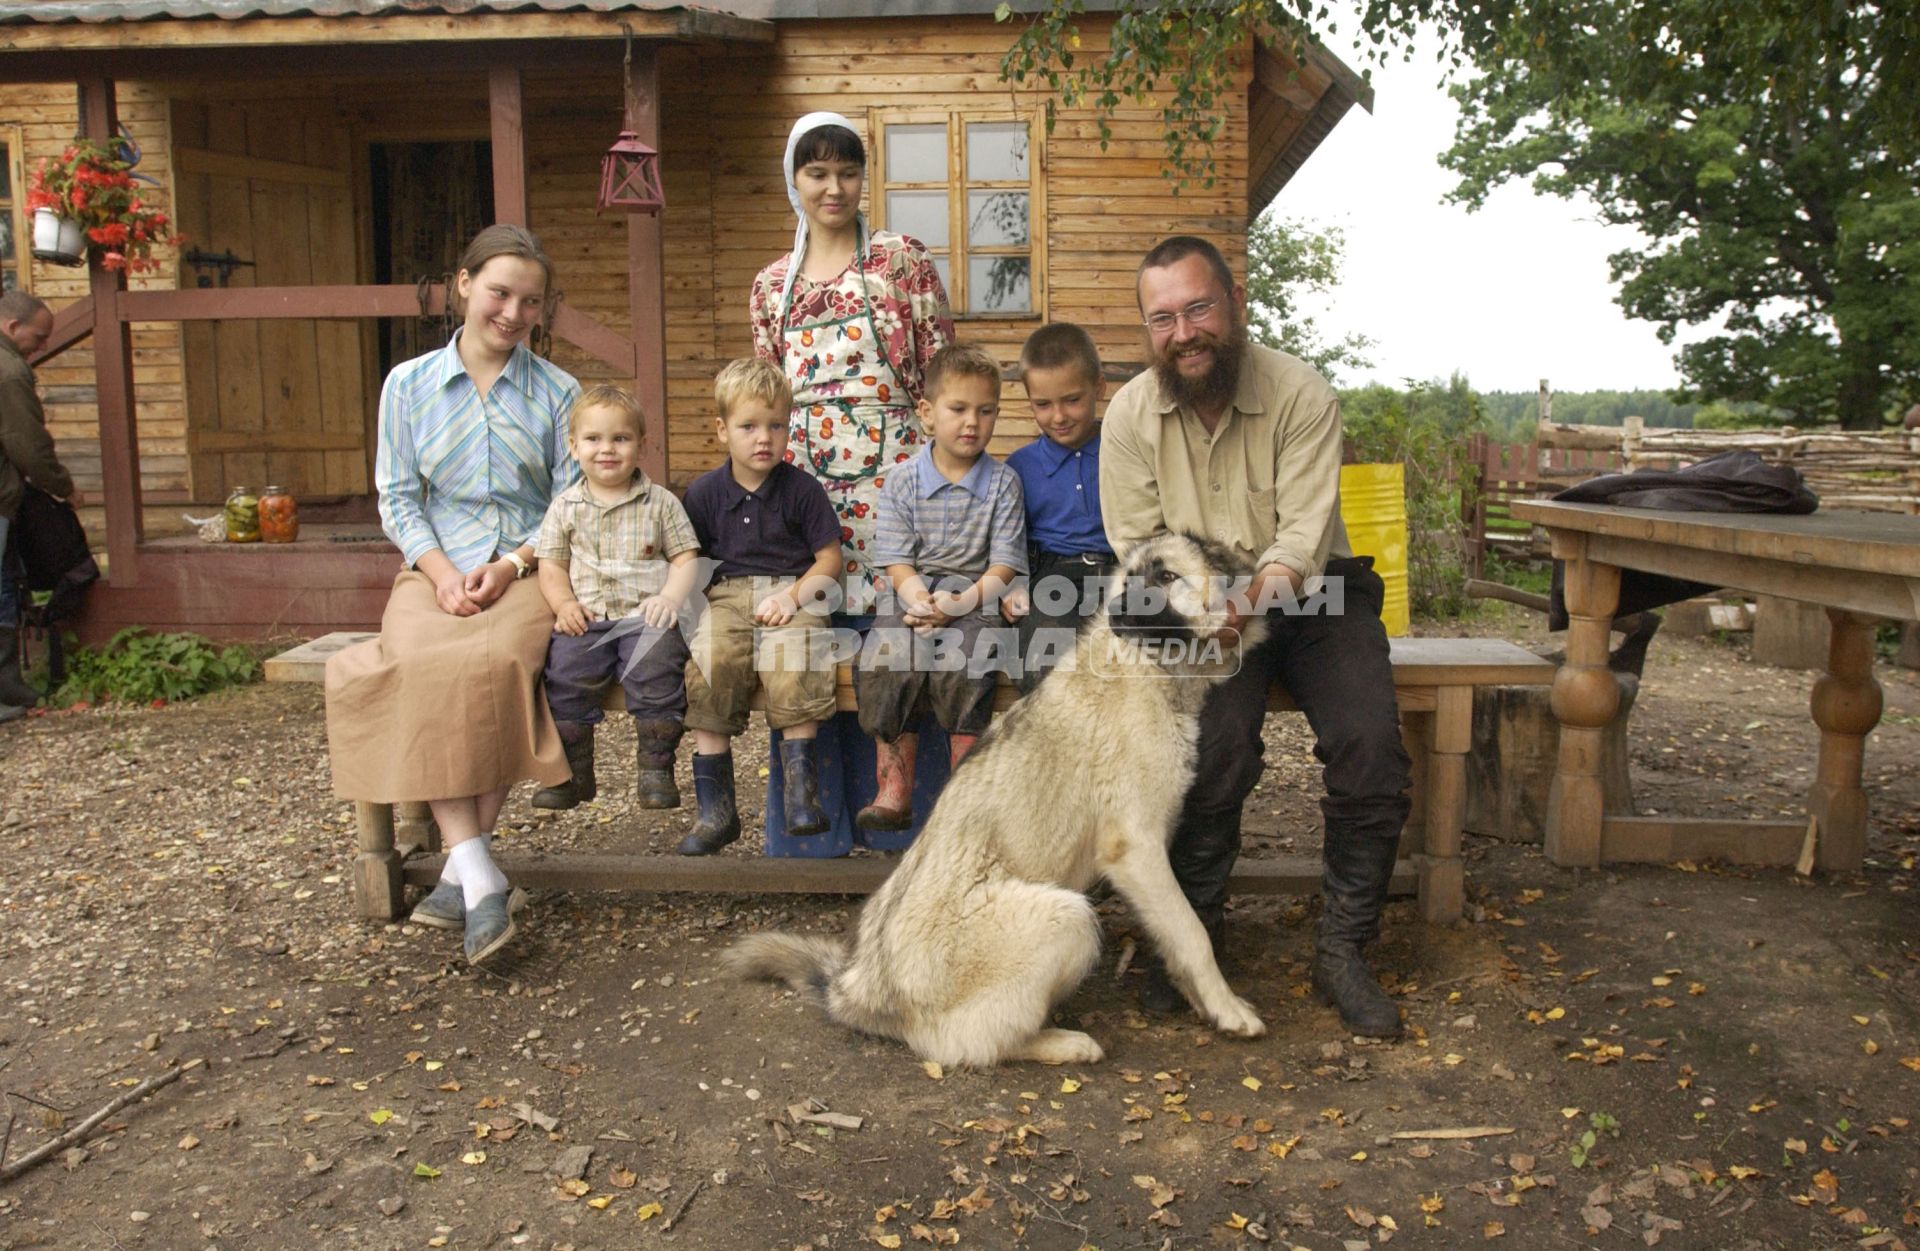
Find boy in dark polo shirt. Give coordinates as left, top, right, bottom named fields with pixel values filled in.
left=680, top=359, right=845, bottom=855
left=1004, top=323, right=1115, bottom=692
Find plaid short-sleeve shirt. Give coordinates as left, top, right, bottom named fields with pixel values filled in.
left=871, top=448, right=1027, bottom=592
left=534, top=472, right=698, bottom=620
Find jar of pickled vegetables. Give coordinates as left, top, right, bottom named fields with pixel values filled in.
left=259, top=485, right=299, bottom=543
left=224, top=485, right=261, bottom=543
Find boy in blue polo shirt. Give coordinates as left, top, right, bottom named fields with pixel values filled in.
left=1003, top=323, right=1114, bottom=691
left=679, top=359, right=845, bottom=855
left=854, top=343, right=1027, bottom=832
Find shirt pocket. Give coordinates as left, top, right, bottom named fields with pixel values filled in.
left=1232, top=486, right=1279, bottom=548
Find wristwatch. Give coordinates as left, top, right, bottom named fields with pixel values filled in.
left=502, top=551, right=533, bottom=579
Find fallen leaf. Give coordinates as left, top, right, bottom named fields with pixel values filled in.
left=1419, top=1194, right=1445, bottom=1214
left=1242, top=1075, right=1263, bottom=1091
left=461, top=1151, right=486, bottom=1165
left=1059, top=1078, right=1081, bottom=1094
left=1484, top=1220, right=1506, bottom=1239
left=636, top=1201, right=663, bottom=1220
left=177, top=1134, right=200, bottom=1151
left=1347, top=1205, right=1377, bottom=1229
left=1810, top=1169, right=1838, bottom=1203
left=412, top=1163, right=441, bottom=1179
left=369, top=1109, right=394, bottom=1126
left=922, top=1060, right=944, bottom=1081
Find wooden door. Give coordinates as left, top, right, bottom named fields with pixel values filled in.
left=174, top=98, right=370, bottom=502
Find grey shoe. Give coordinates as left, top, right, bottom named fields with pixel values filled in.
left=463, top=890, right=524, bottom=966
left=411, top=883, right=525, bottom=931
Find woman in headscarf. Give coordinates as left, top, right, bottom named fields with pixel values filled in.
left=727, top=112, right=955, bottom=858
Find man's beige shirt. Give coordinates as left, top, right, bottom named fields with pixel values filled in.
left=1100, top=344, right=1350, bottom=582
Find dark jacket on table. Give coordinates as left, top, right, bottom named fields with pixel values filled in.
left=0, top=334, right=74, bottom=522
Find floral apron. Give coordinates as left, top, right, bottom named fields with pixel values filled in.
left=778, top=232, right=920, bottom=612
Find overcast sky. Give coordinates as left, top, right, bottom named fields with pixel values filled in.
left=1276, top=32, right=1686, bottom=394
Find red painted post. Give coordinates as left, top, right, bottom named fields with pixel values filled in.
left=81, top=76, right=142, bottom=586
left=488, top=66, right=528, bottom=227
left=624, top=46, right=668, bottom=485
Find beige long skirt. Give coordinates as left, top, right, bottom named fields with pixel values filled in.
left=325, top=571, right=570, bottom=803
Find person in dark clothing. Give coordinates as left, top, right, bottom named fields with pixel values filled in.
left=0, top=290, right=78, bottom=719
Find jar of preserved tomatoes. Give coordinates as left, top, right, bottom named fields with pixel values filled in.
left=224, top=485, right=261, bottom=543
left=259, top=485, right=299, bottom=543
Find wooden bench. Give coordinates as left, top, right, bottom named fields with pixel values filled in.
left=271, top=632, right=1553, bottom=925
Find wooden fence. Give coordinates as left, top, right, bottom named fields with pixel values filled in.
left=1461, top=419, right=1920, bottom=576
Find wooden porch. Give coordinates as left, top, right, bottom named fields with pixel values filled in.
left=5, top=8, right=773, bottom=639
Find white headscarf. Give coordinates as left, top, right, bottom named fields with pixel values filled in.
left=777, top=111, right=865, bottom=314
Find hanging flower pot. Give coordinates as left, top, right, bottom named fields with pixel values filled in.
left=30, top=206, right=86, bottom=266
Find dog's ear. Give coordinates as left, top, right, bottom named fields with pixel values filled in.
left=1106, top=549, right=1201, bottom=643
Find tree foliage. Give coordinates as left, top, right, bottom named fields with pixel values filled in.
left=1443, top=1, right=1919, bottom=430
left=1244, top=213, right=1374, bottom=383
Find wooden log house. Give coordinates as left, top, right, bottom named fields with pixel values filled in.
left=0, top=0, right=1370, bottom=640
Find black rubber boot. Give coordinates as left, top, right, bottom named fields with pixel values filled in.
left=677, top=752, right=741, bottom=855
left=1311, top=833, right=1404, bottom=1038
left=778, top=737, right=828, bottom=837
left=0, top=628, right=39, bottom=709
left=532, top=722, right=597, bottom=810
left=634, top=718, right=683, bottom=810
left=1137, top=908, right=1226, bottom=1016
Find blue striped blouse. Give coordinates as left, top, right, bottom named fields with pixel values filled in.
left=375, top=331, right=581, bottom=573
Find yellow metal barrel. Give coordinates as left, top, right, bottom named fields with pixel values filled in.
left=1339, top=463, right=1410, bottom=636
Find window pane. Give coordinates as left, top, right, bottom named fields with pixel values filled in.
left=968, top=255, right=1030, bottom=314
left=0, top=216, right=12, bottom=262
left=2, top=267, right=16, bottom=292
left=932, top=255, right=952, bottom=298
left=0, top=147, right=11, bottom=199
left=967, top=190, right=1029, bottom=248
left=886, top=190, right=949, bottom=249
left=966, top=122, right=1028, bottom=182
left=885, top=124, right=947, bottom=184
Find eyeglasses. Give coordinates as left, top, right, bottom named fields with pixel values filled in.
left=1143, top=299, right=1219, bottom=333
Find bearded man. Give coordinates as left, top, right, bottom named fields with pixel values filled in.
left=1099, top=235, right=1411, bottom=1039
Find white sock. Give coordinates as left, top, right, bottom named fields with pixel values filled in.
left=436, top=832, right=494, bottom=888
left=447, top=838, right=509, bottom=910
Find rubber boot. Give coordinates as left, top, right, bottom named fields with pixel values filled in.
left=1311, top=833, right=1405, bottom=1038
left=1137, top=908, right=1226, bottom=1015
left=855, top=733, right=916, bottom=832
left=677, top=752, right=741, bottom=855
left=948, top=732, right=979, bottom=768
left=0, top=628, right=39, bottom=709
left=531, top=722, right=597, bottom=810
left=633, top=718, right=683, bottom=809
left=0, top=703, right=24, bottom=725
left=778, top=737, right=829, bottom=837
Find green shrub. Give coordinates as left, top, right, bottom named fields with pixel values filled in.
left=1341, top=373, right=1485, bottom=620
left=49, top=629, right=259, bottom=707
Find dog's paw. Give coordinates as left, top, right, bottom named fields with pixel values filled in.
left=1208, top=994, right=1267, bottom=1039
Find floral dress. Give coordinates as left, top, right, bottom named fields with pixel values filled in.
left=751, top=229, right=954, bottom=604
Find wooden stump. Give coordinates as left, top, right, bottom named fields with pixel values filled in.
left=1752, top=594, right=1832, bottom=670
left=1466, top=674, right=1638, bottom=844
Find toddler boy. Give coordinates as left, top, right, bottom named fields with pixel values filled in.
left=532, top=384, right=699, bottom=811
left=854, top=343, right=1026, bottom=831
left=679, top=359, right=845, bottom=855
left=1004, top=323, right=1115, bottom=691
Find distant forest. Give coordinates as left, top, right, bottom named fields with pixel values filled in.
left=1477, top=389, right=1700, bottom=439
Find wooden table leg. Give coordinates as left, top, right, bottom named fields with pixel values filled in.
left=352, top=801, right=403, bottom=921
left=1808, top=609, right=1883, bottom=871
left=1420, top=685, right=1470, bottom=923
left=1545, top=538, right=1621, bottom=867
left=395, top=802, right=439, bottom=856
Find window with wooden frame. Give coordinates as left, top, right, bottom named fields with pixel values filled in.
left=870, top=110, right=1044, bottom=319
left=1, top=129, right=28, bottom=293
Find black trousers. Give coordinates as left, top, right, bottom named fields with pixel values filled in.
left=1169, top=556, right=1413, bottom=916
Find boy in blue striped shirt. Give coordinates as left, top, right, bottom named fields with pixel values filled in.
left=854, top=344, right=1027, bottom=832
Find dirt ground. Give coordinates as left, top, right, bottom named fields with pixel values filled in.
left=2, top=605, right=1917, bottom=1251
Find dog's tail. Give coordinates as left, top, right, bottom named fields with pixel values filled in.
left=721, top=932, right=847, bottom=1001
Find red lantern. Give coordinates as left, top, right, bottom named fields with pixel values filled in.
left=598, top=132, right=663, bottom=214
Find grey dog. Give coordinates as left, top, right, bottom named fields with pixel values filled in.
left=723, top=533, right=1270, bottom=1067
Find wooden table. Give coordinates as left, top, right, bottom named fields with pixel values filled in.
left=1510, top=500, right=1920, bottom=871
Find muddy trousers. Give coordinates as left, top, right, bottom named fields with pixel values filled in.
left=1168, top=558, right=1412, bottom=933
